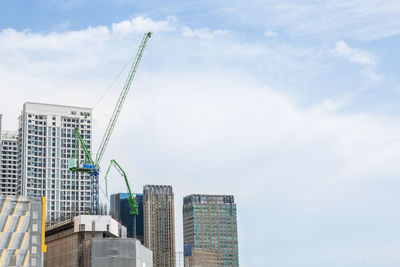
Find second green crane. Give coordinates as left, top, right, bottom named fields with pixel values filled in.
left=104, top=159, right=138, bottom=237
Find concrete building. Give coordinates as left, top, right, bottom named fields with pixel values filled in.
left=0, top=194, right=45, bottom=267
left=110, top=193, right=144, bottom=242
left=0, top=114, right=19, bottom=195
left=44, top=215, right=127, bottom=266
left=143, top=185, right=175, bottom=267
left=183, top=194, right=239, bottom=266
left=0, top=131, right=18, bottom=195
left=82, top=238, right=152, bottom=267
left=1, top=131, right=18, bottom=195
left=17, top=102, right=92, bottom=222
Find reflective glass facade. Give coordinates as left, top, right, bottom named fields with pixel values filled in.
left=183, top=194, right=239, bottom=266
left=110, top=192, right=144, bottom=242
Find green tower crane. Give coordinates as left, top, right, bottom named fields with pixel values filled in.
left=104, top=159, right=138, bottom=237
left=68, top=32, right=152, bottom=214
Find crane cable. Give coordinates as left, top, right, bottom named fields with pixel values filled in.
left=99, top=182, right=110, bottom=204
left=91, top=50, right=138, bottom=110
left=91, top=34, right=151, bottom=208
left=91, top=50, right=138, bottom=205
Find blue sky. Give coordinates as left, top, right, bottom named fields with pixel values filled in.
left=1, top=1, right=400, bottom=266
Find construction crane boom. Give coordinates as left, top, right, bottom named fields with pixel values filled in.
left=104, top=159, right=138, bottom=238
left=68, top=32, right=152, bottom=215
left=95, top=32, right=152, bottom=167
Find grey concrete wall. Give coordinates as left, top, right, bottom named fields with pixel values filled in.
left=84, top=238, right=152, bottom=267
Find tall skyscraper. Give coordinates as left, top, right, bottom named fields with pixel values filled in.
left=0, top=130, right=18, bottom=195
left=143, top=185, right=175, bottom=267
left=110, top=192, right=144, bottom=242
left=183, top=194, right=239, bottom=266
left=17, top=102, right=92, bottom=222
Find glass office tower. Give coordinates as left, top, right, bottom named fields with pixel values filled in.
left=110, top=192, right=144, bottom=242
left=183, top=194, right=239, bottom=266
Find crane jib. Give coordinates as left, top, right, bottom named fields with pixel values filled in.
left=95, top=31, right=152, bottom=167
left=68, top=32, right=152, bottom=215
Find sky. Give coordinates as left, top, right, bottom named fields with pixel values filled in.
left=1, top=0, right=400, bottom=266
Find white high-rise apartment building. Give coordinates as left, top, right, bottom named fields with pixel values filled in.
left=0, top=130, right=18, bottom=195
left=18, top=102, right=93, bottom=222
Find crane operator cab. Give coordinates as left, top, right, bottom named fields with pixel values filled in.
left=68, top=158, right=98, bottom=174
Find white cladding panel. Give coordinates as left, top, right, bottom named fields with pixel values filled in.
left=73, top=215, right=122, bottom=237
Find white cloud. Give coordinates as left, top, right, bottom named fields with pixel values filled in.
left=112, top=16, right=175, bottom=35
left=334, top=41, right=374, bottom=66
left=0, top=17, right=399, bottom=266
left=332, top=41, right=383, bottom=83
left=230, top=0, right=400, bottom=41
left=264, top=31, right=277, bottom=37
left=181, top=26, right=229, bottom=39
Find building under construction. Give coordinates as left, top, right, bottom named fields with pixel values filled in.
left=44, top=214, right=152, bottom=267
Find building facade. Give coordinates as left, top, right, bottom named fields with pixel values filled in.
left=0, top=131, right=18, bottom=195
left=143, top=185, right=175, bottom=267
left=0, top=195, right=45, bottom=267
left=17, top=102, right=93, bottom=222
left=110, top=192, right=144, bottom=242
left=183, top=194, right=239, bottom=266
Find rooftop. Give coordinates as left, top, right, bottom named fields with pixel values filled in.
left=183, top=194, right=235, bottom=204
